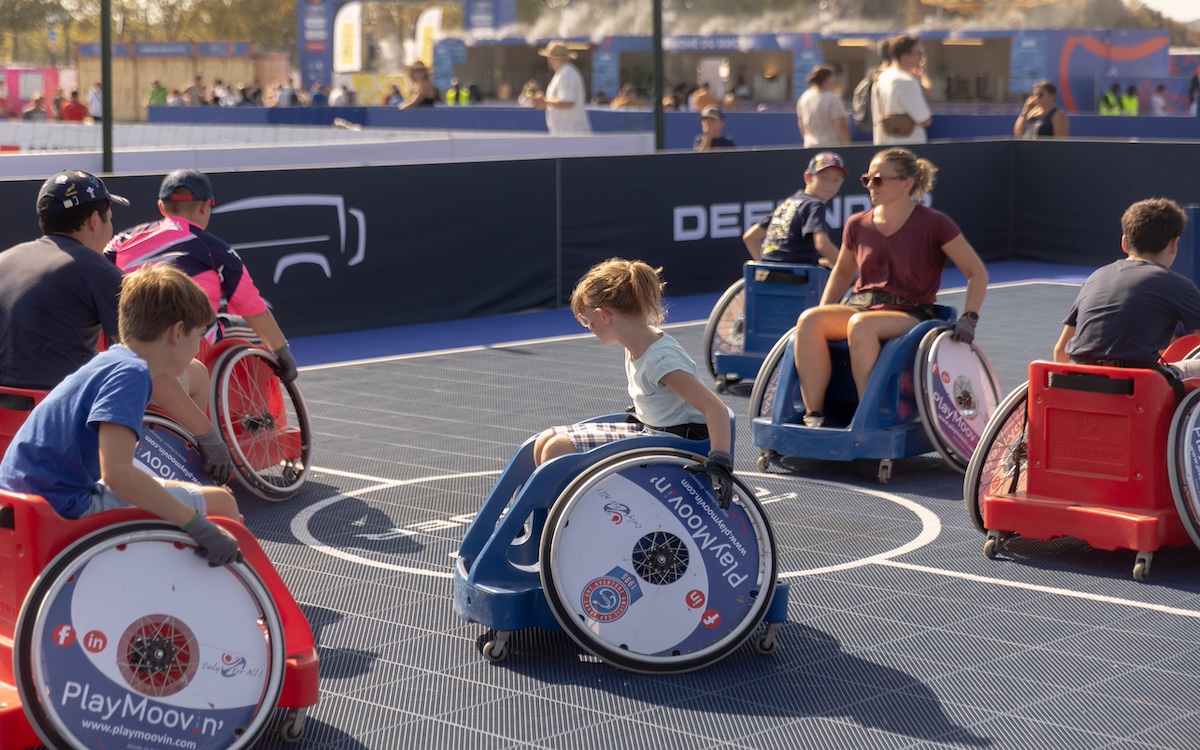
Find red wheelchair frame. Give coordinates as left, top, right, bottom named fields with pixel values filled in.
left=0, top=490, right=318, bottom=747
left=0, top=386, right=48, bottom=461
left=970, top=361, right=1193, bottom=581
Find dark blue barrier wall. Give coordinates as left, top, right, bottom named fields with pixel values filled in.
left=0, top=139, right=1195, bottom=336
left=150, top=105, right=1200, bottom=149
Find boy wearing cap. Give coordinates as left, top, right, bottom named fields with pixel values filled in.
left=531, top=42, right=592, bottom=135
left=694, top=107, right=736, bottom=151
left=0, top=264, right=242, bottom=567
left=0, top=170, right=129, bottom=390
left=742, top=152, right=847, bottom=266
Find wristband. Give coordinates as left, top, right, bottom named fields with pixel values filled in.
left=181, top=508, right=202, bottom=531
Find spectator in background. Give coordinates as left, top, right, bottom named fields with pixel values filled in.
left=235, top=85, right=258, bottom=107
left=798, top=65, right=850, bottom=147
left=22, top=93, right=49, bottom=121
left=51, top=87, right=66, bottom=120
left=444, top=78, right=468, bottom=106
left=167, top=89, right=186, bottom=107
left=399, top=61, right=437, bottom=109
left=185, top=76, right=206, bottom=106
left=212, top=79, right=236, bottom=107
left=871, top=34, right=932, bottom=146
left=0, top=82, right=14, bottom=119
left=591, top=91, right=611, bottom=105
left=61, top=91, right=88, bottom=122
left=1014, top=80, right=1068, bottom=139
left=722, top=90, right=739, bottom=112
left=1150, top=85, right=1168, bottom=116
left=610, top=83, right=640, bottom=109
left=310, top=84, right=328, bottom=107
left=530, top=41, right=592, bottom=135
left=468, top=84, right=482, bottom=104
left=1099, top=82, right=1121, bottom=115
left=145, top=79, right=168, bottom=109
left=87, top=82, right=103, bottom=123
left=385, top=84, right=403, bottom=106
left=1121, top=85, right=1139, bottom=116
left=689, top=81, right=717, bottom=112
left=518, top=79, right=542, bottom=107
left=273, top=79, right=294, bottom=107
left=733, top=76, right=752, bottom=100
left=1190, top=68, right=1199, bottom=115
left=694, top=107, right=735, bottom=151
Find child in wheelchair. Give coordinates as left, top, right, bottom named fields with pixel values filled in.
left=741, top=151, right=846, bottom=267
left=0, top=265, right=242, bottom=566
left=532, top=258, right=736, bottom=505
left=1054, top=198, right=1200, bottom=384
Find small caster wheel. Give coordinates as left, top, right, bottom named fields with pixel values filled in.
left=753, top=633, right=777, bottom=655
left=715, top=377, right=728, bottom=393
left=877, top=460, right=893, bottom=485
left=1133, top=551, right=1152, bottom=582
left=983, top=537, right=998, bottom=559
left=278, top=712, right=305, bottom=743
left=756, top=451, right=774, bottom=471
left=482, top=640, right=507, bottom=662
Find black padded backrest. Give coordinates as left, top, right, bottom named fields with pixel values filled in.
left=0, top=393, right=36, bottom=411
left=1046, top=371, right=1135, bottom=395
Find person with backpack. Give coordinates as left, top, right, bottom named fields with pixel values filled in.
left=851, top=39, right=891, bottom=137
left=871, top=34, right=932, bottom=146
left=798, top=65, right=849, bottom=147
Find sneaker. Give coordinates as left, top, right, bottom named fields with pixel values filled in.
left=803, top=411, right=825, bottom=428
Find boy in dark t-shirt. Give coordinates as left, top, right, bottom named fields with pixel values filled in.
left=1055, top=198, right=1200, bottom=379
left=742, top=151, right=846, bottom=266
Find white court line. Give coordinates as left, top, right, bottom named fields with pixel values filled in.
left=878, top=559, right=1200, bottom=619
left=289, top=470, right=501, bottom=579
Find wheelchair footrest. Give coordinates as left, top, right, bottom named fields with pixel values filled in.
left=984, top=493, right=1191, bottom=552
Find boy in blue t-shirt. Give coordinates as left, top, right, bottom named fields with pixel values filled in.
left=0, top=264, right=241, bottom=565
left=742, top=151, right=847, bottom=266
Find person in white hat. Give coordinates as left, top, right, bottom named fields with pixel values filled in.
left=531, top=42, right=592, bottom=135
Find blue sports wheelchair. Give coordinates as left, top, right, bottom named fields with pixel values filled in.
left=453, top=412, right=789, bottom=673
left=703, top=262, right=830, bottom=391
left=750, top=306, right=1002, bottom=483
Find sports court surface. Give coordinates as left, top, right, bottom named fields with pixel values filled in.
left=238, top=263, right=1200, bottom=750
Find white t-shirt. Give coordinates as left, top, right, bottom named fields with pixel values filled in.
left=626, top=332, right=705, bottom=429
left=872, top=66, right=931, bottom=146
left=545, top=63, right=592, bottom=135
left=1150, top=93, right=1167, bottom=116
left=797, top=88, right=847, bottom=147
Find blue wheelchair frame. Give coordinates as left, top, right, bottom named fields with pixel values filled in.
left=453, top=413, right=790, bottom=666
left=752, top=307, right=956, bottom=482
left=706, top=262, right=830, bottom=388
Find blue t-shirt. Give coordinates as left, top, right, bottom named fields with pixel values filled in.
left=758, top=191, right=829, bottom=264
left=0, top=345, right=152, bottom=518
left=1065, top=258, right=1200, bottom=364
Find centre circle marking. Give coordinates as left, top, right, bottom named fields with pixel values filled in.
left=292, top=468, right=941, bottom=580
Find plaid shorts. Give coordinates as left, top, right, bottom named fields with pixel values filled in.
left=549, top=421, right=659, bottom=451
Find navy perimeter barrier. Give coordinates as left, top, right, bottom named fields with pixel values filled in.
left=0, top=139, right=1196, bottom=337
left=151, top=106, right=1200, bottom=150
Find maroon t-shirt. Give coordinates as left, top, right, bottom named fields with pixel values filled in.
left=843, top=205, right=962, bottom=305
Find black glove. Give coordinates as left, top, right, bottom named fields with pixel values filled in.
left=194, top=428, right=234, bottom=484
left=690, top=450, right=735, bottom=509
left=183, top=514, right=243, bottom=567
left=951, top=314, right=977, bottom=345
left=272, top=342, right=298, bottom=383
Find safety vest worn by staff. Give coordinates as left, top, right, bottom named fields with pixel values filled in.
left=1120, top=93, right=1139, bottom=116
left=1099, top=91, right=1121, bottom=116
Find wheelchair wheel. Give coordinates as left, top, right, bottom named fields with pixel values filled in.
left=1168, top=389, right=1200, bottom=549
left=962, top=382, right=1029, bottom=532
left=211, top=346, right=313, bottom=501
left=702, top=279, right=746, bottom=380
left=14, top=522, right=285, bottom=750
left=749, top=327, right=795, bottom=420
left=540, top=447, right=777, bottom=673
left=139, top=413, right=212, bottom=486
left=915, top=328, right=1003, bottom=473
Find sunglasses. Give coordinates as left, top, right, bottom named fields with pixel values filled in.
left=860, top=174, right=905, bottom=188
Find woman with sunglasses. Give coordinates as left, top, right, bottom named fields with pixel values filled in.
left=791, top=148, right=988, bottom=429
left=399, top=61, right=438, bottom=110
left=1014, top=80, right=1069, bottom=139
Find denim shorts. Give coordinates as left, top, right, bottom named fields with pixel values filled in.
left=85, top=479, right=207, bottom=517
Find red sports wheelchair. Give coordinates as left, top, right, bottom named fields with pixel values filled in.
left=965, top=355, right=1200, bottom=582
left=0, top=490, right=319, bottom=748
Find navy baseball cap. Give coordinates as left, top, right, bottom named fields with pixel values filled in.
left=36, top=170, right=130, bottom=216
left=159, top=168, right=215, bottom=205
left=806, top=151, right=848, bottom=176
